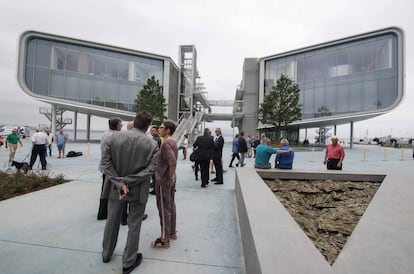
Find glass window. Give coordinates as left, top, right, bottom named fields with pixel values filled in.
left=35, top=40, right=51, bottom=68
left=349, top=44, right=363, bottom=73
left=349, top=82, right=362, bottom=112
left=325, top=84, right=337, bottom=115
left=106, top=79, right=119, bottom=103
left=78, top=53, right=93, bottom=74
left=93, top=78, right=105, bottom=106
left=337, top=84, right=349, bottom=113
left=106, top=57, right=118, bottom=78
left=363, top=43, right=377, bottom=71
left=325, top=52, right=337, bottom=77
left=362, top=80, right=377, bottom=111
left=66, top=50, right=79, bottom=72
left=296, top=56, right=304, bottom=82
left=25, top=66, right=34, bottom=91
left=79, top=75, right=93, bottom=103
left=304, top=55, right=314, bottom=81
left=51, top=47, right=66, bottom=70
left=26, top=40, right=36, bottom=66
left=118, top=80, right=130, bottom=104
left=303, top=86, right=314, bottom=119
left=33, top=67, right=49, bottom=95
left=65, top=71, right=79, bottom=99
left=118, top=61, right=129, bottom=80
left=314, top=86, right=325, bottom=116
left=50, top=70, right=65, bottom=98
left=377, top=77, right=396, bottom=108
left=94, top=55, right=106, bottom=77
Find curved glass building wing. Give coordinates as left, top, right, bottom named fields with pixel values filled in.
left=18, top=31, right=179, bottom=120
left=260, top=27, right=404, bottom=125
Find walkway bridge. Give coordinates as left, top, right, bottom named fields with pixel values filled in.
left=173, top=99, right=244, bottom=146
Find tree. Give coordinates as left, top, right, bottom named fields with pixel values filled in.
left=134, top=75, right=167, bottom=123
left=258, top=74, right=302, bottom=135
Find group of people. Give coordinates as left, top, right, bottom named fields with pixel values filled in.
left=93, top=120, right=346, bottom=273
left=4, top=127, right=68, bottom=170
left=253, top=135, right=345, bottom=170
left=97, top=112, right=178, bottom=274
left=191, top=128, right=224, bottom=187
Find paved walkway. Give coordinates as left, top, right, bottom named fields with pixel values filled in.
left=0, top=138, right=412, bottom=274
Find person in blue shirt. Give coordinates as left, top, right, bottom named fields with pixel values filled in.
left=275, top=139, right=294, bottom=169
left=56, top=128, right=68, bottom=158
left=254, top=138, right=277, bottom=169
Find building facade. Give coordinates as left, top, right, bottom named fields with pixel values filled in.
left=18, top=31, right=180, bottom=130
left=236, top=27, right=405, bottom=144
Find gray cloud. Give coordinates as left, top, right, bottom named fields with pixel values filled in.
left=0, top=0, right=413, bottom=137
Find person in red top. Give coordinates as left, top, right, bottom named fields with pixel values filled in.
left=323, top=136, right=345, bottom=170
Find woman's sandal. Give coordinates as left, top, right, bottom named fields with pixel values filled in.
left=170, top=232, right=178, bottom=240
left=151, top=238, right=170, bottom=248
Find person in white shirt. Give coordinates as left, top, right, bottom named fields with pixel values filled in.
left=29, top=129, right=49, bottom=170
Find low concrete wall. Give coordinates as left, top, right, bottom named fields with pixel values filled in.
left=235, top=168, right=414, bottom=274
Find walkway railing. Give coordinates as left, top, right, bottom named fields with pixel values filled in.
left=173, top=112, right=203, bottom=147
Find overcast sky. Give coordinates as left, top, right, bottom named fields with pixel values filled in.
left=0, top=0, right=413, bottom=138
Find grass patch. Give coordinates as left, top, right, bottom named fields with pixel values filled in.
left=0, top=171, right=70, bottom=201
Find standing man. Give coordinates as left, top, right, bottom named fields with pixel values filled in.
left=228, top=134, right=240, bottom=168
left=45, top=130, right=53, bottom=157
left=5, top=128, right=23, bottom=165
left=101, top=112, right=158, bottom=274
left=56, top=129, right=68, bottom=158
left=238, top=132, right=248, bottom=167
left=29, top=129, right=49, bottom=170
left=323, top=136, right=345, bottom=170
left=193, top=128, right=215, bottom=188
left=149, top=125, right=162, bottom=195
left=97, top=117, right=123, bottom=220
left=211, top=128, right=224, bottom=184
left=151, top=120, right=178, bottom=248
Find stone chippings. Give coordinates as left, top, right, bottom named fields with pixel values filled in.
left=264, top=178, right=381, bottom=265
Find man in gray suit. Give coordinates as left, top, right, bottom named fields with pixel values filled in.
left=101, top=111, right=158, bottom=274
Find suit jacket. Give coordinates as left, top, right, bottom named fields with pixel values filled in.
left=212, top=135, right=224, bottom=159
left=101, top=128, right=158, bottom=203
left=193, top=133, right=215, bottom=161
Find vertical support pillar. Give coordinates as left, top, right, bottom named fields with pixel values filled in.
left=350, top=121, right=354, bottom=149
left=86, top=113, right=91, bottom=142
left=73, top=112, right=78, bottom=142
left=51, top=105, right=56, bottom=138
left=334, top=125, right=337, bottom=135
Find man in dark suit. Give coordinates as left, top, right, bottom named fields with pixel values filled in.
left=101, top=111, right=158, bottom=274
left=193, top=128, right=215, bottom=187
left=211, top=128, right=224, bottom=184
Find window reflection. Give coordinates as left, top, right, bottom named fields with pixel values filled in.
left=25, top=38, right=165, bottom=112
left=263, top=34, right=398, bottom=119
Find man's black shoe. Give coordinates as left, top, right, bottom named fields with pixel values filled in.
left=214, top=182, right=224, bottom=185
left=97, top=216, right=107, bottom=221
left=149, top=189, right=155, bottom=195
left=211, top=178, right=217, bottom=181
left=123, top=253, right=142, bottom=274
left=201, top=184, right=207, bottom=188
left=142, top=214, right=148, bottom=221
left=102, top=256, right=111, bottom=263
left=121, top=219, right=127, bottom=226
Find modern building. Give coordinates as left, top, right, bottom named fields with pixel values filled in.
left=235, top=27, right=405, bottom=145
left=17, top=31, right=181, bottom=138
